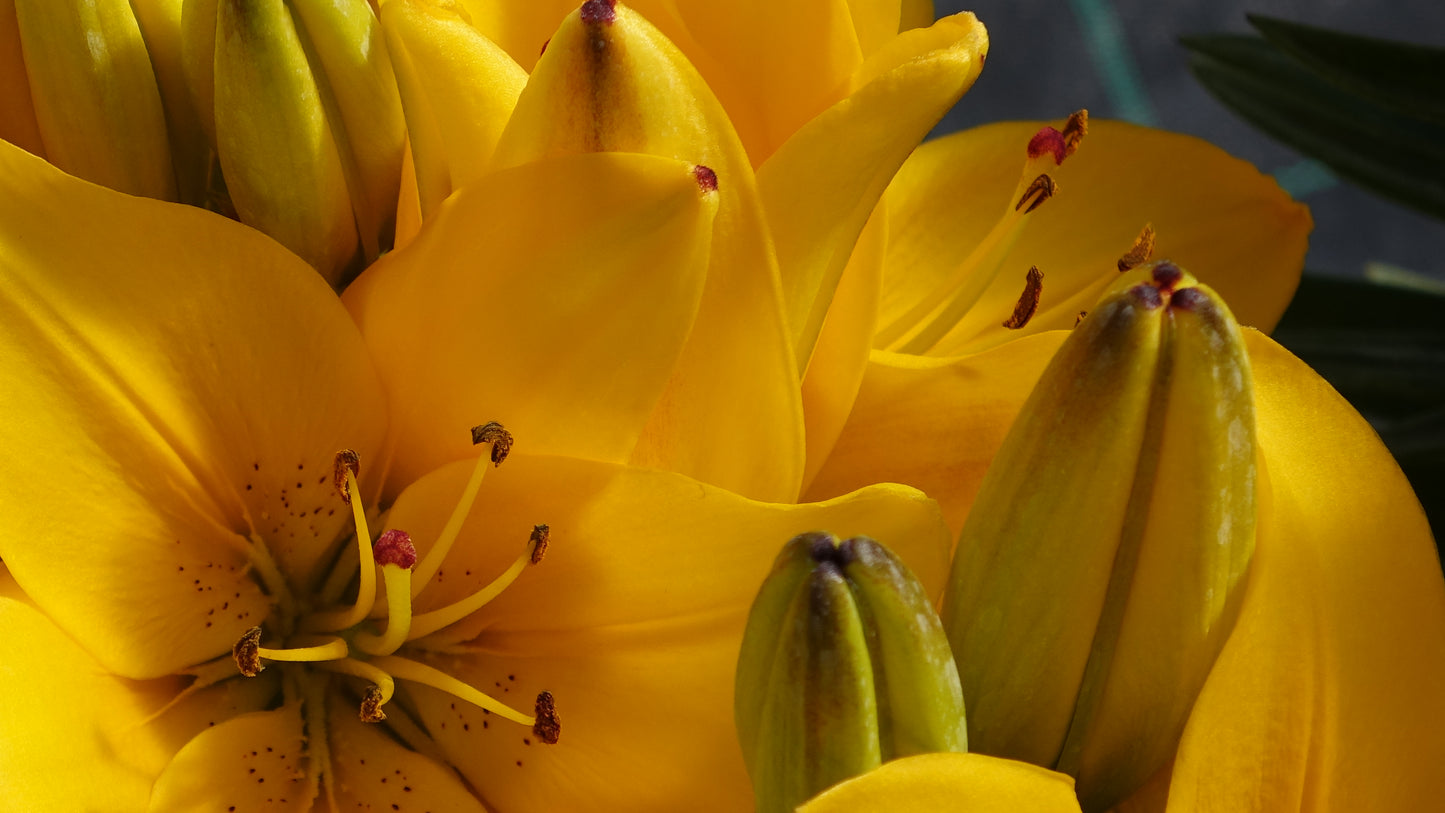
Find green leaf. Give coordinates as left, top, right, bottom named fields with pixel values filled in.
left=1247, top=14, right=1445, bottom=127
left=1182, top=33, right=1445, bottom=219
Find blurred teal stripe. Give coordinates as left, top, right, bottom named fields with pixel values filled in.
left=1272, top=159, right=1339, bottom=199
left=1069, top=0, right=1158, bottom=126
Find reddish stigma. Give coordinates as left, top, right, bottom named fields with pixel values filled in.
left=374, top=529, right=418, bottom=569
left=1027, top=127, right=1068, bottom=165
left=693, top=165, right=719, bottom=192
left=579, top=0, right=616, bottom=24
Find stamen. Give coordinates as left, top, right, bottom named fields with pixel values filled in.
left=413, top=423, right=513, bottom=596
left=367, top=654, right=556, bottom=736
left=407, top=528, right=546, bottom=641
left=1061, top=109, right=1088, bottom=155
left=1002, top=266, right=1044, bottom=329
left=318, top=658, right=396, bottom=723
left=257, top=636, right=349, bottom=663
left=533, top=691, right=561, bottom=745
left=354, top=530, right=417, bottom=657
left=233, top=627, right=349, bottom=676
left=233, top=626, right=264, bottom=677
left=1015, top=173, right=1057, bottom=214
left=1076, top=310, right=1088, bottom=327
left=1117, top=223, right=1156, bottom=271
left=307, top=452, right=378, bottom=632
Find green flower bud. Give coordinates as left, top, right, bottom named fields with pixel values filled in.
left=942, top=261, right=1256, bottom=811
left=183, top=0, right=405, bottom=285
left=737, top=532, right=968, bottom=813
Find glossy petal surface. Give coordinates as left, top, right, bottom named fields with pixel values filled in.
left=1163, top=332, right=1445, bottom=811
left=344, top=151, right=716, bottom=498
left=0, top=142, right=386, bottom=678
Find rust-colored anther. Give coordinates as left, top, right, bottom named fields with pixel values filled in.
left=533, top=691, right=561, bottom=744
left=1062, top=109, right=1088, bottom=156
left=529, top=524, right=551, bottom=565
left=360, top=686, right=387, bottom=723
left=333, top=449, right=360, bottom=504
left=233, top=626, right=265, bottom=677
left=1015, top=174, right=1057, bottom=214
left=471, top=422, right=514, bottom=466
left=1003, top=267, right=1045, bottom=330
left=1117, top=223, right=1157, bottom=272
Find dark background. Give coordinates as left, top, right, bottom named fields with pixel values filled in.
left=930, top=0, right=1445, bottom=284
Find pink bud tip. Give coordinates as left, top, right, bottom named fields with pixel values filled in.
left=1027, top=127, right=1068, bottom=164
left=580, top=0, right=616, bottom=24
left=693, top=165, right=718, bottom=192
left=374, top=529, right=417, bottom=569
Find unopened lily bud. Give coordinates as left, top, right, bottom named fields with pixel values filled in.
left=10, top=0, right=176, bottom=199
left=736, top=532, right=967, bottom=813
left=942, top=261, right=1256, bottom=811
left=189, top=0, right=404, bottom=284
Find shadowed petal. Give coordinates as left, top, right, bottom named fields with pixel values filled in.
left=0, top=142, right=386, bottom=678
left=327, top=699, right=486, bottom=812
left=806, top=332, right=1067, bottom=537
left=149, top=704, right=314, bottom=811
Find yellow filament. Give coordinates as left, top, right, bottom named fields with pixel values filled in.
left=256, top=635, right=349, bottom=663
left=307, top=470, right=377, bottom=631
left=354, top=565, right=414, bottom=656
left=407, top=546, right=532, bottom=641
left=318, top=657, right=396, bottom=705
left=411, top=451, right=492, bottom=596
left=369, top=654, right=535, bottom=727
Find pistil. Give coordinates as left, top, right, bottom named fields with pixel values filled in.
left=353, top=530, right=417, bottom=657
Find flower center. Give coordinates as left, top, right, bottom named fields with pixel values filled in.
left=226, top=422, right=559, bottom=745
left=875, top=109, right=1088, bottom=354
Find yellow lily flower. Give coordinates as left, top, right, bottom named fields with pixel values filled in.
left=0, top=138, right=956, bottom=810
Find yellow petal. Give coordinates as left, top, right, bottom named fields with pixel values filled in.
left=659, top=0, right=864, bottom=164
left=0, top=142, right=386, bottom=677
left=1163, top=332, right=1445, bottom=811
left=327, top=698, right=486, bottom=812
left=806, top=332, right=1067, bottom=537
left=492, top=2, right=805, bottom=502
left=846, top=0, right=903, bottom=55
left=899, top=0, right=934, bottom=31
left=454, top=0, right=576, bottom=70
left=0, top=576, right=278, bottom=812
left=0, top=0, right=45, bottom=157
left=383, top=452, right=951, bottom=811
left=760, top=11, right=987, bottom=365
left=801, top=204, right=886, bottom=492
left=798, top=753, right=1083, bottom=813
left=879, top=121, right=1310, bottom=357
left=381, top=0, right=527, bottom=218
left=149, top=704, right=313, bottom=812
left=344, top=151, right=716, bottom=498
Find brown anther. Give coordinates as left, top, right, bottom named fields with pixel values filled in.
left=1015, top=174, right=1057, bottom=214
left=529, top=524, right=550, bottom=565
left=471, top=422, right=514, bottom=466
left=333, top=449, right=360, bottom=504
left=232, top=626, right=265, bottom=677
left=1062, top=109, right=1088, bottom=156
left=360, top=686, right=387, bottom=723
left=1075, top=310, right=1088, bottom=327
left=1002, top=267, right=1044, bottom=329
left=533, top=691, right=561, bottom=744
left=1117, top=223, right=1156, bottom=272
